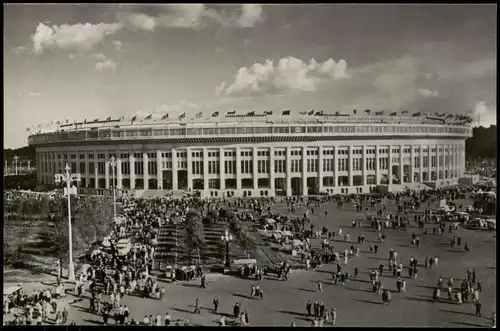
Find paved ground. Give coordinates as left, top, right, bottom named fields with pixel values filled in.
left=5, top=198, right=496, bottom=327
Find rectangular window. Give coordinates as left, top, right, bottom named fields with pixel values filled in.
left=89, top=162, right=95, bottom=174
left=79, top=162, right=86, bottom=174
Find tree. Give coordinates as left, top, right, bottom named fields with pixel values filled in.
left=184, top=210, right=206, bottom=264
left=74, top=196, right=114, bottom=246
left=42, top=195, right=114, bottom=272
left=236, top=230, right=257, bottom=258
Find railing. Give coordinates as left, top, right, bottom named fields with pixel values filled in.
left=28, top=122, right=473, bottom=145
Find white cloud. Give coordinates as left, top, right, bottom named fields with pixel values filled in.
left=236, top=4, right=264, bottom=28
left=11, top=46, right=28, bottom=55
left=417, top=88, right=439, bottom=97
left=92, top=53, right=107, bottom=61
left=113, top=40, right=123, bottom=51
left=31, top=22, right=123, bottom=54
left=473, top=101, right=496, bottom=127
left=217, top=57, right=351, bottom=97
left=117, top=4, right=265, bottom=30
left=96, top=59, right=118, bottom=72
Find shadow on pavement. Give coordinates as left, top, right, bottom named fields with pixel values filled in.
left=295, top=288, right=316, bottom=293
left=345, top=287, right=374, bottom=293
left=182, top=283, right=202, bottom=288
left=445, top=249, right=465, bottom=253
left=171, top=307, right=194, bottom=314
left=353, top=299, right=382, bottom=305
left=439, top=309, right=476, bottom=316
left=452, top=321, right=487, bottom=327
left=277, top=310, right=309, bottom=317
left=231, top=293, right=252, bottom=300
left=83, top=318, right=104, bottom=325
left=314, top=269, right=332, bottom=274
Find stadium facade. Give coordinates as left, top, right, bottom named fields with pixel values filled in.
left=28, top=112, right=473, bottom=197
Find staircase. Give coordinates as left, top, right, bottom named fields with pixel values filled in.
left=154, top=221, right=187, bottom=270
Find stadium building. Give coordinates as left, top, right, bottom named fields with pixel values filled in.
left=28, top=111, right=473, bottom=198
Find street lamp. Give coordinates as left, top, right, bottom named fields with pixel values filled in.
left=221, top=229, right=233, bottom=267
left=109, top=156, right=117, bottom=221
left=13, top=156, right=19, bottom=176
left=54, top=163, right=81, bottom=282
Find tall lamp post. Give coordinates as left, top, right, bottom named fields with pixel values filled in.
left=221, top=229, right=233, bottom=267
left=109, top=156, right=117, bottom=221
left=13, top=156, right=19, bottom=175
left=54, top=163, right=81, bottom=281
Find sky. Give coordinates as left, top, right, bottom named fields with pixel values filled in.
left=4, top=4, right=497, bottom=148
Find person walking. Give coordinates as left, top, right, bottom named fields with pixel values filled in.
left=475, top=301, right=482, bottom=317
left=213, top=296, right=219, bottom=313
left=317, top=280, right=323, bottom=292
left=330, top=308, right=337, bottom=325
left=194, top=298, right=201, bottom=314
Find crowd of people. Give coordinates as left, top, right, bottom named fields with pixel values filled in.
left=3, top=180, right=496, bottom=326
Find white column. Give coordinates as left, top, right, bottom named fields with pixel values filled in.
left=203, top=148, right=209, bottom=193
left=269, top=147, right=275, bottom=191
left=143, top=153, right=149, bottom=190
left=253, top=147, right=258, bottom=190
left=94, top=152, right=99, bottom=189
left=436, top=145, right=441, bottom=182
left=375, top=147, right=380, bottom=185
left=428, top=145, right=432, bottom=181
left=409, top=146, right=414, bottom=183
left=219, top=148, right=225, bottom=191
left=117, top=159, right=123, bottom=189
left=334, top=148, right=339, bottom=188
left=388, top=146, right=393, bottom=187
left=172, top=148, right=179, bottom=191
left=286, top=147, right=292, bottom=196
left=302, top=146, right=307, bottom=195
left=318, top=146, right=324, bottom=192
left=105, top=160, right=110, bottom=189
left=362, top=146, right=367, bottom=186
left=399, top=144, right=404, bottom=184
left=129, top=154, right=136, bottom=189
left=348, top=146, right=353, bottom=187
left=156, top=151, right=162, bottom=189
left=236, top=147, right=242, bottom=191
left=419, top=145, right=424, bottom=183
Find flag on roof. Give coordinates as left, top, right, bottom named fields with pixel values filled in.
left=161, top=114, right=169, bottom=120
left=364, top=109, right=371, bottom=114
left=412, top=112, right=421, bottom=117
left=390, top=112, right=397, bottom=116
left=307, top=110, right=315, bottom=115
left=212, top=111, right=219, bottom=117
left=282, top=110, right=291, bottom=116
left=178, top=112, right=186, bottom=120
left=83, top=118, right=87, bottom=124
left=131, top=116, right=137, bottom=122
left=334, top=111, right=340, bottom=116
left=375, top=111, right=383, bottom=116
left=247, top=111, right=255, bottom=116
left=144, top=114, right=152, bottom=120
left=353, top=109, right=357, bottom=114
left=401, top=110, right=409, bottom=114
left=106, top=116, right=112, bottom=122
left=196, top=112, right=203, bottom=118
left=315, top=110, right=324, bottom=116
left=264, top=110, right=273, bottom=115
